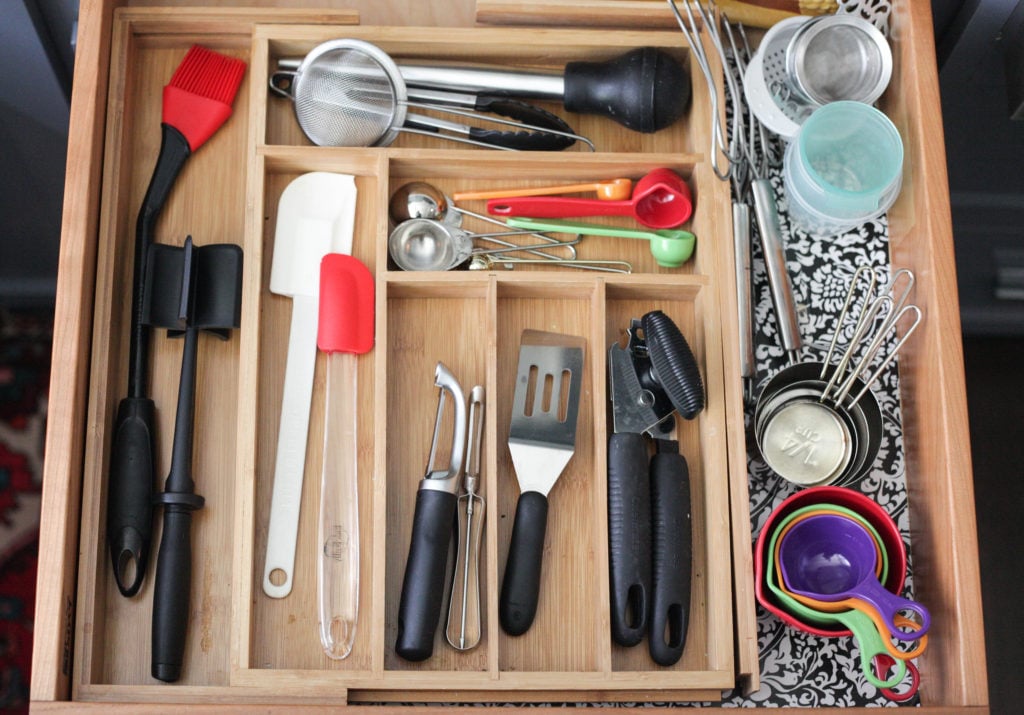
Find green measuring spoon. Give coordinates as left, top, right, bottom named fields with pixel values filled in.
left=505, top=217, right=696, bottom=268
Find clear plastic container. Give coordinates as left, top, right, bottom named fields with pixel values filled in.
left=783, top=101, right=903, bottom=236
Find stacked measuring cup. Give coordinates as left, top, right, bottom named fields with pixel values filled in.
left=754, top=486, right=929, bottom=703
left=754, top=268, right=920, bottom=487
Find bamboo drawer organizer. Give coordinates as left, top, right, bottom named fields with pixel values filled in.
left=68, top=12, right=738, bottom=704
left=34, top=2, right=989, bottom=712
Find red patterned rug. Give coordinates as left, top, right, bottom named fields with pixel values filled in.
left=0, top=307, right=51, bottom=712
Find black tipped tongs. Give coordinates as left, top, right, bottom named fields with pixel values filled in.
left=607, top=310, right=705, bottom=666
left=142, top=237, right=242, bottom=682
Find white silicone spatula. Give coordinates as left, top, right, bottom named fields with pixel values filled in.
left=315, top=253, right=374, bottom=659
left=264, top=172, right=357, bottom=599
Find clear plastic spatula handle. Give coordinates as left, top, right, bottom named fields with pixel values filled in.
left=318, top=351, right=360, bottom=659
left=316, top=253, right=375, bottom=661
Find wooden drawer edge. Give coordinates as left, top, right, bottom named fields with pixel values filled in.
left=31, top=0, right=115, bottom=702
left=885, top=1, right=988, bottom=708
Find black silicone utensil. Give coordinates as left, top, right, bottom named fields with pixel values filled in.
left=108, top=47, right=245, bottom=598
left=142, top=237, right=242, bottom=682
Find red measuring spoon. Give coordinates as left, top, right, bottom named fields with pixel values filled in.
left=486, top=168, right=693, bottom=229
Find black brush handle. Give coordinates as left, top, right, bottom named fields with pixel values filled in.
left=129, top=124, right=191, bottom=397
left=108, top=123, right=191, bottom=598
left=396, top=487, right=458, bottom=661
left=107, top=396, right=156, bottom=596
left=607, top=432, right=651, bottom=647
left=499, top=490, right=548, bottom=636
left=648, top=440, right=691, bottom=667
left=151, top=327, right=205, bottom=682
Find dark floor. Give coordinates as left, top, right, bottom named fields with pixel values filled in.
left=963, top=336, right=1024, bottom=715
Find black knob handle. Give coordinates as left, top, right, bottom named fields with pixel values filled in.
left=563, top=48, right=690, bottom=133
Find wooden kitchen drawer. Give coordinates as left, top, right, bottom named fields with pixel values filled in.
left=31, top=0, right=988, bottom=712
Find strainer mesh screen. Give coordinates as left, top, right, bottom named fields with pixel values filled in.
left=294, top=47, right=399, bottom=147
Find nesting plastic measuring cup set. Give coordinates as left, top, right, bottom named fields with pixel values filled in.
left=743, top=14, right=904, bottom=236
left=754, top=486, right=930, bottom=702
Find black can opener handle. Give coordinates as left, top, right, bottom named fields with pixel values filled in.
left=607, top=432, right=651, bottom=647
left=648, top=439, right=691, bottom=667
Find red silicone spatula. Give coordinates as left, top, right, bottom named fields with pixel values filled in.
left=316, top=253, right=374, bottom=660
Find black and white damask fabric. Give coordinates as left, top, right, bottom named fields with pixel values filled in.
left=717, top=165, right=917, bottom=708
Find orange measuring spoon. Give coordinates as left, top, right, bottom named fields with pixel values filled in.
left=452, top=178, right=632, bottom=202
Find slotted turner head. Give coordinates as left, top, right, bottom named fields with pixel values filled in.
left=508, top=330, right=586, bottom=496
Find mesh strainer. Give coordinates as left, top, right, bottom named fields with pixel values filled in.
left=270, top=39, right=589, bottom=151
left=785, top=15, right=892, bottom=107
left=744, top=14, right=893, bottom=143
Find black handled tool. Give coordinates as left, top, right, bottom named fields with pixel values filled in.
left=143, top=237, right=242, bottom=682
left=648, top=438, right=692, bottom=666
left=500, top=331, right=585, bottom=636
left=108, top=47, right=245, bottom=597
left=607, top=310, right=704, bottom=666
left=395, top=363, right=467, bottom=662
left=398, top=47, right=691, bottom=134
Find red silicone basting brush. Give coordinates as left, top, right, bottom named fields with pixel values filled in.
left=108, top=45, right=246, bottom=599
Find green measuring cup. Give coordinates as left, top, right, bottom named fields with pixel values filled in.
left=505, top=217, right=696, bottom=268
left=765, top=505, right=908, bottom=689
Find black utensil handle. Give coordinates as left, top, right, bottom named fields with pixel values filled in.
left=648, top=440, right=691, bottom=667
left=129, top=123, right=192, bottom=398
left=151, top=325, right=205, bottom=682
left=109, top=124, right=191, bottom=598
left=107, top=396, right=156, bottom=597
left=499, top=490, right=548, bottom=636
left=563, top=48, right=690, bottom=133
left=151, top=505, right=196, bottom=682
left=396, top=487, right=458, bottom=661
left=607, top=432, right=651, bottom=647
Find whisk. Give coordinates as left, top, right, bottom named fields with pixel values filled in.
left=669, top=0, right=802, bottom=381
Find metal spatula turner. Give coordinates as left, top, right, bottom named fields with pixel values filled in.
left=499, top=330, right=585, bottom=636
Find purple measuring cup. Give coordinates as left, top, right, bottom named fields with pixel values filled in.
left=778, top=514, right=930, bottom=641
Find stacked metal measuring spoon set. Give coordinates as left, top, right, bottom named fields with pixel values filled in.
left=753, top=268, right=921, bottom=488
left=387, top=181, right=633, bottom=273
